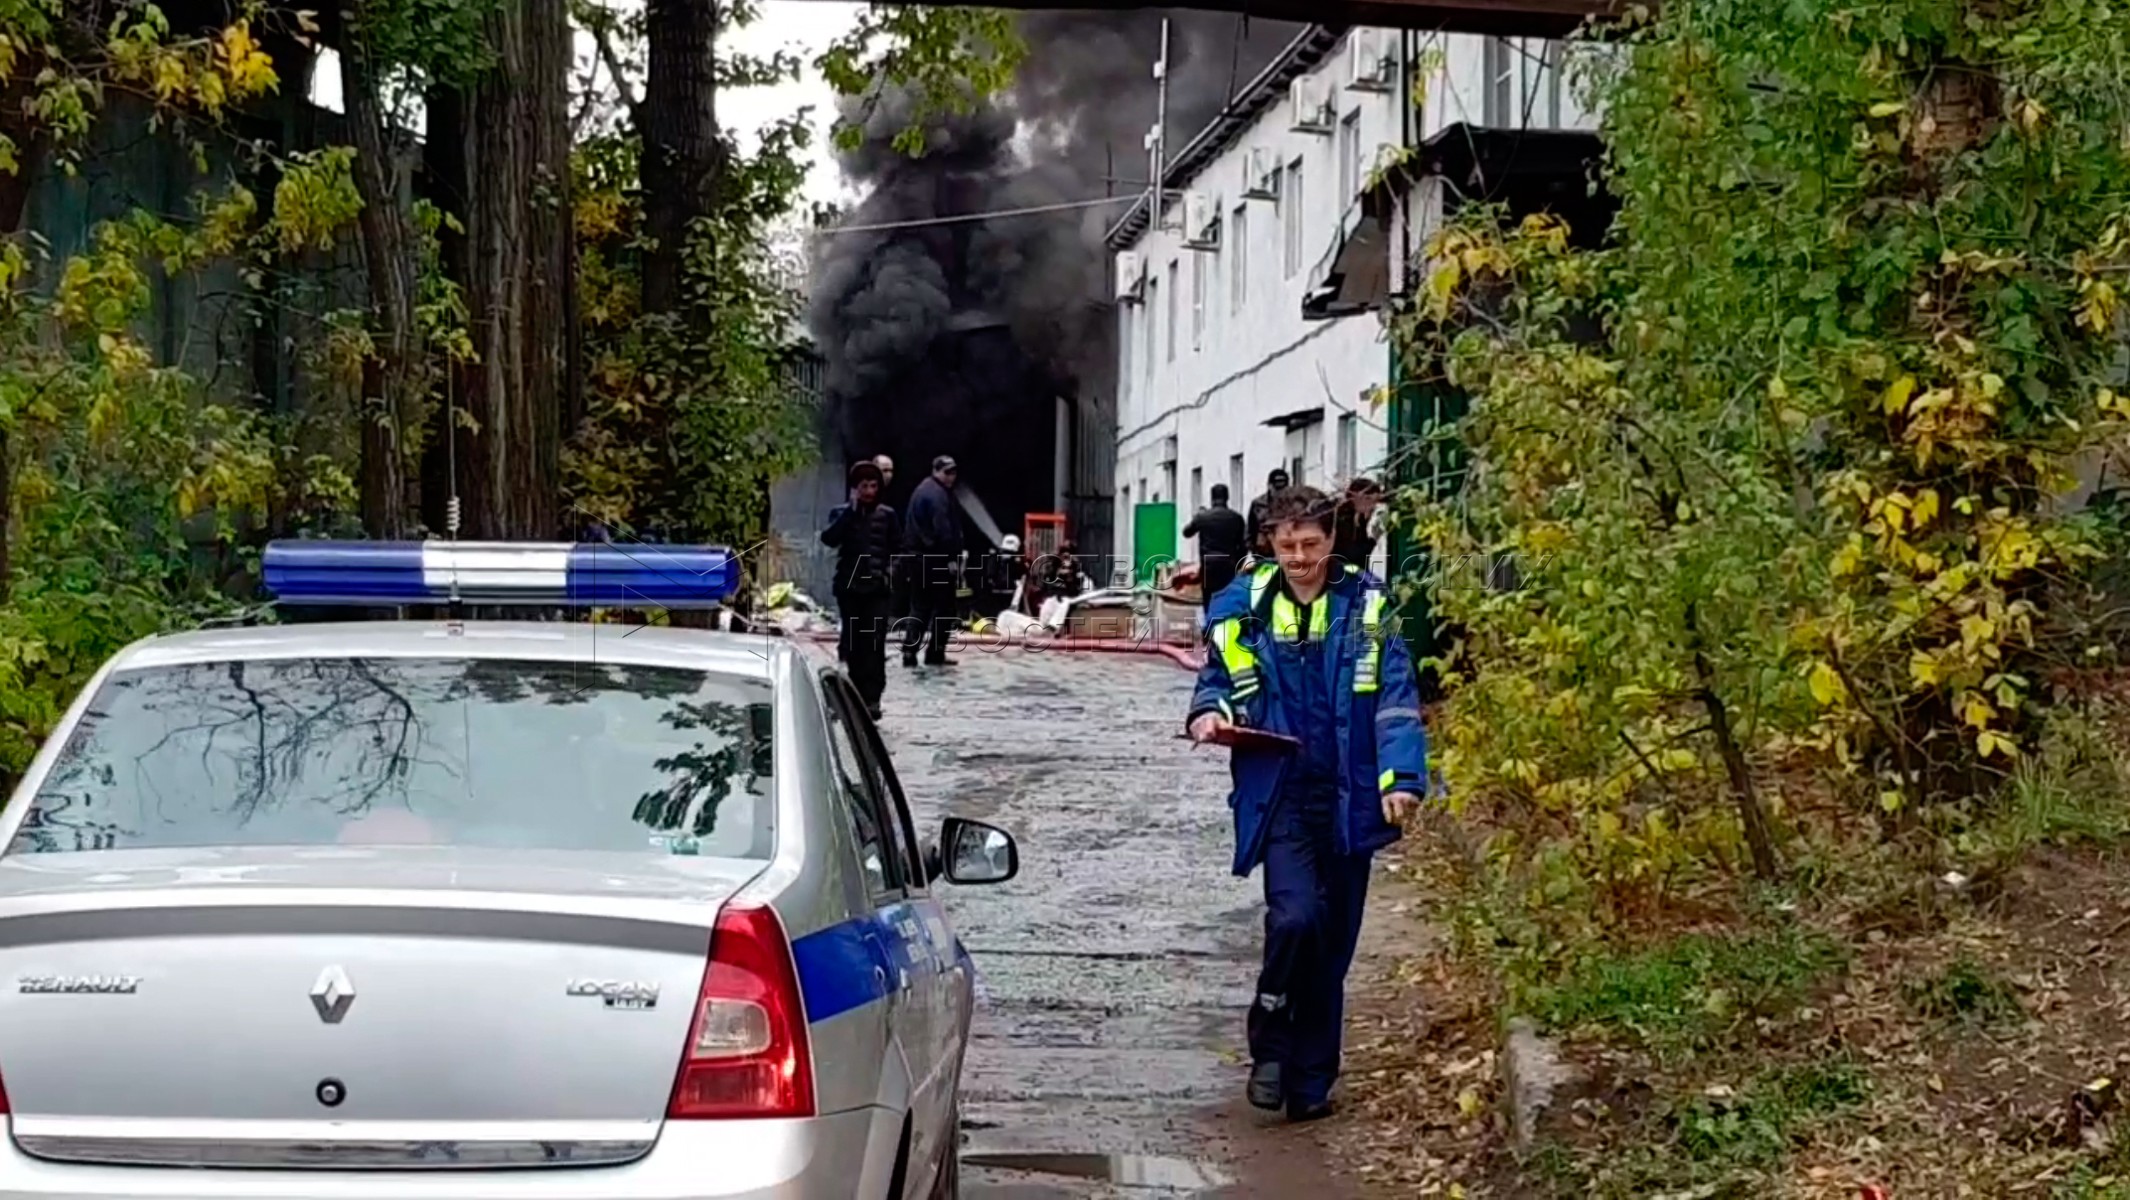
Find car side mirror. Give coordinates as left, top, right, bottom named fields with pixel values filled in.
left=937, top=817, right=1018, bottom=886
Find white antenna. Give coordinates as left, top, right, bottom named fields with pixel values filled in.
left=1151, top=19, right=1171, bottom=231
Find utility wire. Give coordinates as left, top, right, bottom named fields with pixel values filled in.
left=812, top=194, right=1140, bottom=237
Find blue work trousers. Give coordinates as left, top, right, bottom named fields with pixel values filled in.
left=1246, top=781, right=1372, bottom=1109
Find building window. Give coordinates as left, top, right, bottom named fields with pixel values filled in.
left=1190, top=466, right=1204, bottom=513
left=1229, top=205, right=1248, bottom=314
left=1144, top=277, right=1159, bottom=381
left=1118, top=307, right=1135, bottom=414
left=1483, top=36, right=1514, bottom=126
left=1163, top=460, right=1178, bottom=505
left=1164, top=260, right=1179, bottom=362
left=1139, top=477, right=1149, bottom=505
left=1336, top=413, right=1358, bottom=480
left=1338, top=111, right=1361, bottom=204
left=1282, top=159, right=1305, bottom=278
left=1229, top=453, right=1245, bottom=502
left=1285, top=418, right=1321, bottom=486
left=1190, top=253, right=1208, bottom=350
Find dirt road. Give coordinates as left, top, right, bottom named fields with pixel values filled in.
left=874, top=648, right=1377, bottom=1199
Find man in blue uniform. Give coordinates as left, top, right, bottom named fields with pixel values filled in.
left=1187, top=485, right=1429, bottom=1122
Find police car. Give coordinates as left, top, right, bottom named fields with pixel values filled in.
left=0, top=540, right=1014, bottom=1200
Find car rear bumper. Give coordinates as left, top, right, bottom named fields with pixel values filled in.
left=0, top=1111, right=889, bottom=1200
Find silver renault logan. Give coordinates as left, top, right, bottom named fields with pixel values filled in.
left=0, top=540, right=1016, bottom=1200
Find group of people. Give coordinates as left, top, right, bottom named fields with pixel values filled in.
left=821, top=452, right=1090, bottom=720
left=819, top=454, right=956, bottom=720
left=1184, top=469, right=1386, bottom=600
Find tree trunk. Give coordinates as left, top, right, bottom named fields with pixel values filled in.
left=1686, top=602, right=1779, bottom=880
left=459, top=0, right=573, bottom=539
left=340, top=18, right=417, bottom=540
left=641, top=0, right=723, bottom=316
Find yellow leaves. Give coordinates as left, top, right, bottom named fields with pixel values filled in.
left=216, top=22, right=280, bottom=101
left=1909, top=650, right=1939, bottom=688
left=1976, top=730, right=2018, bottom=760
left=1881, top=375, right=1915, bottom=415
left=1958, top=612, right=1996, bottom=653
left=1867, top=99, right=1906, bottom=119
left=2014, top=96, right=2048, bottom=135
left=2101, top=388, right=2130, bottom=420
left=1959, top=692, right=1996, bottom=730
left=1807, top=661, right=1846, bottom=708
left=2077, top=276, right=2120, bottom=336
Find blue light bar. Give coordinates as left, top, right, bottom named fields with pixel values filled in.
left=261, top=541, right=742, bottom=609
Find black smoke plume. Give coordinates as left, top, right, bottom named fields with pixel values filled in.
left=806, top=13, right=1302, bottom=441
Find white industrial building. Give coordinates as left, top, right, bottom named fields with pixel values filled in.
left=1108, top=25, right=1603, bottom=578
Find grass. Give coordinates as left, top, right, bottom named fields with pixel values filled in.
left=1521, top=926, right=1846, bottom=1057
left=1536, top=1059, right=1872, bottom=1199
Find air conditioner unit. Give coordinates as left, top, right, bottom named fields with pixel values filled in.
left=1346, top=31, right=1394, bottom=92
left=1182, top=190, right=1219, bottom=249
left=1114, top=251, right=1145, bottom=303
left=1240, top=147, right=1279, bottom=200
left=1289, top=77, right=1334, bottom=134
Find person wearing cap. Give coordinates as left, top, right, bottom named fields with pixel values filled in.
left=822, top=461, right=901, bottom=717
left=901, top=455, right=963, bottom=668
left=1246, top=467, right=1292, bottom=562
left=978, top=533, right=1027, bottom=618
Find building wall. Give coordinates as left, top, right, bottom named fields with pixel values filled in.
left=1113, top=29, right=1598, bottom=577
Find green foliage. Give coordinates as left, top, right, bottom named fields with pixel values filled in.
left=1904, top=957, right=2024, bottom=1026
left=1395, top=0, right=2130, bottom=943
left=1540, top=1060, right=1870, bottom=1198
left=349, top=0, right=501, bottom=92
left=0, top=2, right=284, bottom=174
left=818, top=5, right=1025, bottom=154
left=0, top=198, right=352, bottom=774
left=1523, top=927, right=1844, bottom=1057
left=564, top=51, right=816, bottom=554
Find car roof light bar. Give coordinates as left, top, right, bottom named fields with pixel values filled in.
left=261, top=541, right=742, bottom=609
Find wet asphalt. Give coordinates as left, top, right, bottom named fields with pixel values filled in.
left=871, top=646, right=1359, bottom=1199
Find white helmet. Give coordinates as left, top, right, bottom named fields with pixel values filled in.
left=1001, top=535, right=1022, bottom=553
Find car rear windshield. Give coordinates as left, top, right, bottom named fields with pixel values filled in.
left=8, top=657, right=775, bottom=859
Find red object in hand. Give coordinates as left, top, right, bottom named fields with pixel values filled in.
left=1860, top=1186, right=1889, bottom=1200
left=1178, top=725, right=1299, bottom=752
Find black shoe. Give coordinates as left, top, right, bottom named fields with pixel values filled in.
left=866, top=705, right=883, bottom=722
left=902, top=655, right=919, bottom=669
left=1246, top=1063, right=1283, bottom=1111
left=1287, top=1098, right=1334, bottom=1124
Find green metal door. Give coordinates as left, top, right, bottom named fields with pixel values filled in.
left=1131, top=502, right=1177, bottom=586
left=1386, top=352, right=1471, bottom=693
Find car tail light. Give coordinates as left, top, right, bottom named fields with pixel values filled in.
left=668, top=904, right=815, bottom=1119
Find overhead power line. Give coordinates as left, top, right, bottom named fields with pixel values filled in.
left=812, top=194, right=1140, bottom=237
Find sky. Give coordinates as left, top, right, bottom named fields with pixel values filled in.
left=309, top=2, right=865, bottom=208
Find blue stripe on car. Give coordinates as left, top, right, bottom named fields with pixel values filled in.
left=789, top=902, right=941, bottom=1024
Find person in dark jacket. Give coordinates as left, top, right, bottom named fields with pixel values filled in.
left=822, top=461, right=901, bottom=717
left=1332, top=476, right=1384, bottom=575
left=901, top=455, right=963, bottom=667
left=1245, top=468, right=1292, bottom=560
left=1183, top=483, right=1248, bottom=601
left=1189, top=485, right=1427, bottom=1123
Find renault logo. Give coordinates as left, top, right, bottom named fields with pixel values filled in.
left=310, top=966, right=355, bottom=1024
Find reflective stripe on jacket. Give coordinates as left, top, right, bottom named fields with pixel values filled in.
left=1187, top=563, right=1429, bottom=876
